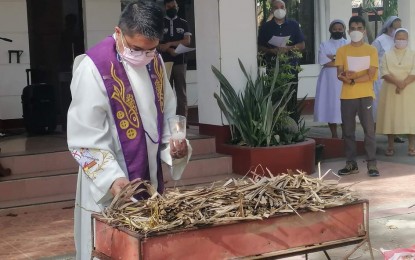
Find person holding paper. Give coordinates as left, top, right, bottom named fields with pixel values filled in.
left=372, top=16, right=405, bottom=143
left=376, top=28, right=415, bottom=156
left=66, top=2, right=191, bottom=259
left=257, top=0, right=305, bottom=115
left=335, top=16, right=379, bottom=177
left=314, top=20, right=348, bottom=138
left=158, top=0, right=192, bottom=118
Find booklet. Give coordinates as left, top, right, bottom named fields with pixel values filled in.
left=347, top=56, right=370, bottom=72
left=267, top=36, right=290, bottom=47
left=174, top=44, right=196, bottom=54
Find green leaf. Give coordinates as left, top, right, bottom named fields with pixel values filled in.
left=212, top=57, right=306, bottom=147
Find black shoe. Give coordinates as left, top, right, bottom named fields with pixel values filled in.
left=367, top=165, right=380, bottom=177
left=394, top=136, right=405, bottom=143
left=338, top=161, right=359, bottom=175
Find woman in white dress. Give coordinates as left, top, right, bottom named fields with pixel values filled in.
left=376, top=28, right=415, bottom=156
left=372, top=16, right=404, bottom=143
left=314, top=20, right=348, bottom=138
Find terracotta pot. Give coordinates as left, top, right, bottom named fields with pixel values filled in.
left=311, top=137, right=365, bottom=160
left=220, top=139, right=316, bottom=176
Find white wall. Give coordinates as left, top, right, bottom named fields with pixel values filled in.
left=398, top=0, right=415, bottom=50
left=327, top=0, right=352, bottom=37
left=194, top=0, right=221, bottom=125
left=298, top=64, right=321, bottom=99
left=195, top=0, right=257, bottom=126
left=0, top=0, right=30, bottom=119
left=218, top=0, right=258, bottom=94
left=186, top=70, right=198, bottom=107
left=83, top=0, right=120, bottom=49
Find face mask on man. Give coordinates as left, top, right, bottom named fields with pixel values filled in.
left=118, top=33, right=155, bottom=67
left=395, top=40, right=408, bottom=49
left=331, top=32, right=344, bottom=40
left=273, top=9, right=286, bottom=20
left=166, top=8, right=178, bottom=18
left=349, top=31, right=364, bottom=42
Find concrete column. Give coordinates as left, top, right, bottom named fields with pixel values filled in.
left=327, top=0, right=352, bottom=34
left=195, top=0, right=257, bottom=126
left=83, top=0, right=120, bottom=49
left=398, top=0, right=415, bottom=50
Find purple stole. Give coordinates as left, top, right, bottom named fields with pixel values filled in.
left=86, top=36, right=165, bottom=194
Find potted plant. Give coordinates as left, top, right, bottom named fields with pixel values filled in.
left=211, top=56, right=315, bottom=176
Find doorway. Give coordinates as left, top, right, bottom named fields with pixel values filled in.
left=26, top=0, right=85, bottom=128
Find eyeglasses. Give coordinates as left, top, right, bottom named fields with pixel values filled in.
left=120, top=33, right=157, bottom=57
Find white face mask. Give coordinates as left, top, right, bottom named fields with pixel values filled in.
left=395, top=40, right=408, bottom=49
left=119, top=33, right=155, bottom=67
left=273, top=9, right=286, bottom=20
left=350, top=31, right=364, bottom=42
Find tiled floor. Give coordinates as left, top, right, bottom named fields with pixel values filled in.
left=0, top=119, right=414, bottom=259
left=0, top=207, right=75, bottom=260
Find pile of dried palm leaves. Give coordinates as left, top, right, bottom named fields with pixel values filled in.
left=101, top=170, right=357, bottom=235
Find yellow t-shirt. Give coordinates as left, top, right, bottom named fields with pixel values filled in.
left=335, top=43, right=378, bottom=99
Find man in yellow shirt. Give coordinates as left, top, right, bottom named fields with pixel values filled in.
left=335, top=16, right=379, bottom=177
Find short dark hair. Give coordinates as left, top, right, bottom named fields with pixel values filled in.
left=118, top=0, right=164, bottom=40
left=349, top=16, right=366, bottom=29
left=164, top=0, right=175, bottom=5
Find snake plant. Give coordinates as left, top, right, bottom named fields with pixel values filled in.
left=212, top=59, right=295, bottom=147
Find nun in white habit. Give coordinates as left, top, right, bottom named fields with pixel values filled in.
left=372, top=16, right=401, bottom=123
left=314, top=19, right=348, bottom=138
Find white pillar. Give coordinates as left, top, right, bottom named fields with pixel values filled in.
left=398, top=0, right=415, bottom=50
left=195, top=0, right=257, bottom=126
left=327, top=0, right=352, bottom=34
left=83, top=0, right=120, bottom=49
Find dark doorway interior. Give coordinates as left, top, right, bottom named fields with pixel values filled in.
left=26, top=0, right=85, bottom=129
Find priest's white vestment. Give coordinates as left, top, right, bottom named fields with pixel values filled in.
left=67, top=51, right=191, bottom=260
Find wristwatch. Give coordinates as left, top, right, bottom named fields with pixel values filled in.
left=350, top=79, right=355, bottom=85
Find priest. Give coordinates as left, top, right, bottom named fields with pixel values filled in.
left=67, top=1, right=192, bottom=259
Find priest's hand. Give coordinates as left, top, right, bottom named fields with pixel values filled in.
left=110, top=177, right=130, bottom=196
left=170, top=139, right=188, bottom=159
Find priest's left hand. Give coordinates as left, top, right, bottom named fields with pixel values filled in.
left=170, top=139, right=188, bottom=159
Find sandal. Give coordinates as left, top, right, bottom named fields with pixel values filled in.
left=384, top=148, right=395, bottom=156
left=408, top=148, right=415, bottom=156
